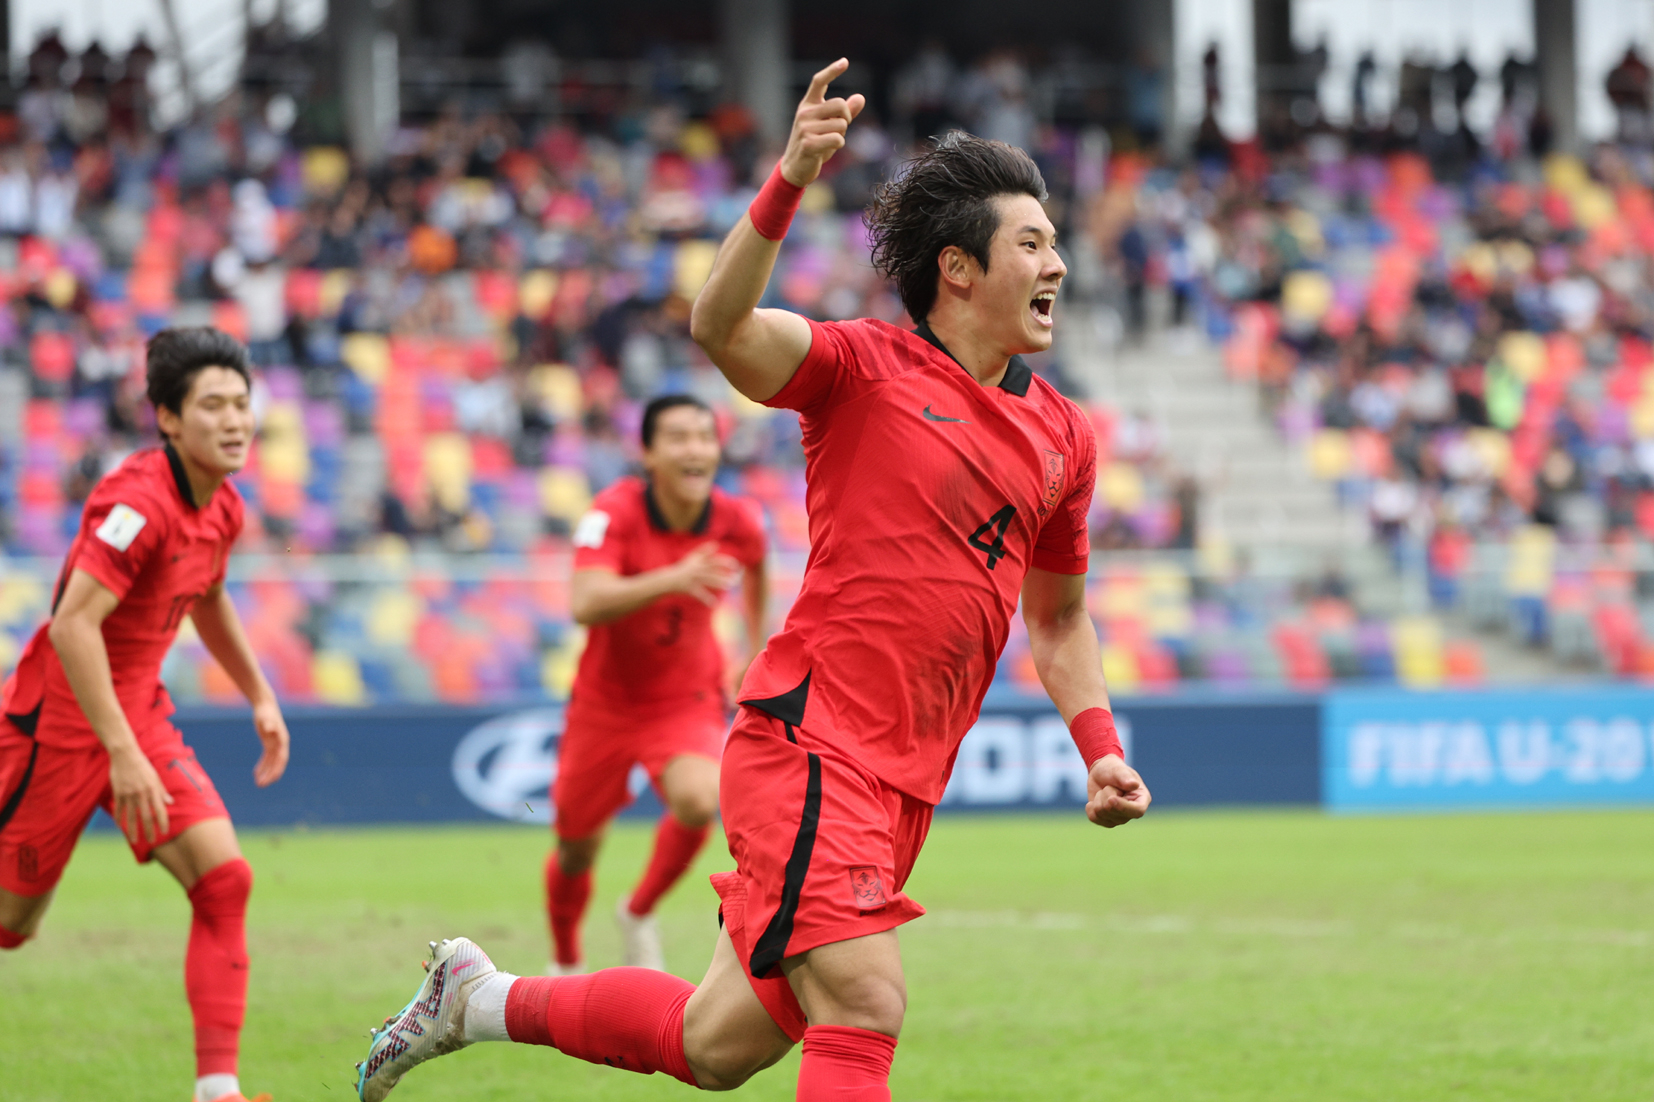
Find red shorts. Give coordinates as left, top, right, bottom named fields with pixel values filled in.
left=0, top=719, right=230, bottom=897
left=551, top=692, right=728, bottom=839
left=711, top=708, right=933, bottom=1042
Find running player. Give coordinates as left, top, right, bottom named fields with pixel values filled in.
left=0, top=328, right=288, bottom=1102
left=549, top=393, right=767, bottom=974
left=355, top=60, right=1149, bottom=1102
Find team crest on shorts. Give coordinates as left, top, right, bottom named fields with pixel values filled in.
left=1040, top=451, right=1065, bottom=515
left=849, top=865, right=886, bottom=910
left=17, top=844, right=38, bottom=883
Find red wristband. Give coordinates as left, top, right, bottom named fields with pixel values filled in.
left=1070, top=707, right=1123, bottom=768
left=748, top=163, right=805, bottom=241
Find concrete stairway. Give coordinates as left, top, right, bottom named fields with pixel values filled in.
left=1057, top=312, right=1575, bottom=685
left=1061, top=316, right=1367, bottom=558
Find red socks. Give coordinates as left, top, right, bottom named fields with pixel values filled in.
left=797, top=1025, right=898, bottom=1101
left=545, top=854, right=592, bottom=966
left=627, top=815, right=710, bottom=916
left=0, top=922, right=26, bottom=949
left=504, top=968, right=698, bottom=1085
left=185, top=858, right=253, bottom=1078
left=496, top=974, right=896, bottom=1098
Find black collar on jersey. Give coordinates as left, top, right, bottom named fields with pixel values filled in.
left=912, top=321, right=1033, bottom=398
left=163, top=441, right=200, bottom=510
left=643, top=480, right=712, bottom=535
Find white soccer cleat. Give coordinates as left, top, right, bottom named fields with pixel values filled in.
left=356, top=938, right=495, bottom=1101
left=615, top=896, right=665, bottom=971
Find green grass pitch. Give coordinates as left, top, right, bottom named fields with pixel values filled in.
left=4, top=808, right=1653, bottom=1101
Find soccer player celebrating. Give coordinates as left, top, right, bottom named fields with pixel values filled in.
left=0, top=328, right=288, bottom=1102
left=355, top=60, right=1148, bottom=1102
left=549, top=394, right=768, bottom=975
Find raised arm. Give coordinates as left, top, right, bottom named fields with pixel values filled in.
left=689, top=59, right=865, bottom=402
left=1021, top=566, right=1150, bottom=827
left=190, top=581, right=289, bottom=787
left=49, top=568, right=173, bottom=843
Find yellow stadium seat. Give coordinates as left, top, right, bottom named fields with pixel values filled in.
left=259, top=401, right=311, bottom=483
left=1144, top=562, right=1193, bottom=638
left=1307, top=429, right=1352, bottom=480
left=1465, top=429, right=1511, bottom=477
left=1391, top=615, right=1445, bottom=688
left=1504, top=525, right=1557, bottom=597
left=313, top=651, right=368, bottom=705
left=0, top=576, right=47, bottom=626
left=541, top=626, right=588, bottom=699
left=1281, top=270, right=1332, bottom=324
left=366, top=589, right=424, bottom=647
left=1497, top=332, right=1546, bottom=383
left=424, top=432, right=473, bottom=513
left=342, top=333, right=392, bottom=385
left=320, top=269, right=353, bottom=317
left=531, top=365, right=583, bottom=420
left=521, top=270, right=558, bottom=318
left=539, top=466, right=592, bottom=522
left=675, top=240, right=720, bottom=300
left=302, top=147, right=351, bottom=195
left=1100, top=643, right=1141, bottom=693
left=1098, top=462, right=1145, bottom=511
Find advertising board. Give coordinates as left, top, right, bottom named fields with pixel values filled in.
left=1324, top=686, right=1654, bottom=811
left=172, top=690, right=1321, bottom=828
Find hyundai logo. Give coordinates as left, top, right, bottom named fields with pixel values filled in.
left=451, top=708, right=650, bottom=823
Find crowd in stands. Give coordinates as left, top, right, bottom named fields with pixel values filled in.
left=1124, top=49, right=1654, bottom=679
left=9, top=31, right=1654, bottom=701
left=0, top=33, right=1206, bottom=705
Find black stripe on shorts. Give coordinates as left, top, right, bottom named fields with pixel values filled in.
left=749, top=747, right=822, bottom=977
left=0, top=740, right=41, bottom=836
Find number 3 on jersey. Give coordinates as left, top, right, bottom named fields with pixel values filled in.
left=967, top=505, right=1017, bottom=569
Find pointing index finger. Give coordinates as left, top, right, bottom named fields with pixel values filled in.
left=805, top=58, right=849, bottom=105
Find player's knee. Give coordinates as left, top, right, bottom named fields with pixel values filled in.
left=190, top=856, right=253, bottom=915
left=667, top=788, right=718, bottom=829
left=556, top=837, right=600, bottom=874
left=813, top=973, right=907, bottom=1037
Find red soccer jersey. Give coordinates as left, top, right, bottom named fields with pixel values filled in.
left=737, top=318, right=1096, bottom=803
left=2, top=445, right=245, bottom=749
left=570, top=476, right=767, bottom=709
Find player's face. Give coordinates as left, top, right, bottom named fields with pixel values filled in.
left=643, top=406, right=720, bottom=504
left=978, top=193, right=1066, bottom=355
left=163, top=366, right=255, bottom=475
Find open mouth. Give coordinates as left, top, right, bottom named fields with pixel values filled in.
left=1030, top=291, right=1055, bottom=326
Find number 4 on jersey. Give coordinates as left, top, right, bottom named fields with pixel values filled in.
left=968, top=505, right=1017, bottom=569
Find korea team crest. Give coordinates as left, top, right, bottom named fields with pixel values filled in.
left=849, top=865, right=887, bottom=910
left=1039, top=450, right=1065, bottom=515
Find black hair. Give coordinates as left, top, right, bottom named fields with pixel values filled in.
left=864, top=131, right=1049, bottom=322
left=145, top=327, right=252, bottom=414
left=641, top=394, right=713, bottom=448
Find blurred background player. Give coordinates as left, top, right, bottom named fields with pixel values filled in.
left=0, top=328, right=290, bottom=1102
left=549, top=393, right=767, bottom=974
left=354, top=60, right=1146, bottom=1102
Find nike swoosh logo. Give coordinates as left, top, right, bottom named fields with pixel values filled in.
left=922, top=405, right=968, bottom=423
